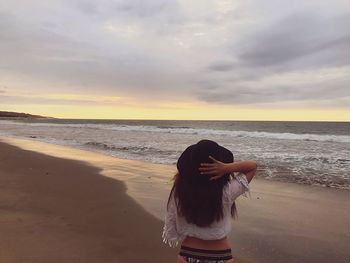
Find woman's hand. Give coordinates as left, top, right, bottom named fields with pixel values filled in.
left=198, top=156, right=229, bottom=180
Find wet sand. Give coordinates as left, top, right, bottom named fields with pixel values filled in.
left=0, top=140, right=177, bottom=262
left=0, top=137, right=349, bottom=263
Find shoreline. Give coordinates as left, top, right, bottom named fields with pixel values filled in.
left=1, top=137, right=350, bottom=262
left=1, top=118, right=349, bottom=191
left=0, top=129, right=348, bottom=191
left=2, top=134, right=349, bottom=191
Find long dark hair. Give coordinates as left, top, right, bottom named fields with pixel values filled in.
left=167, top=171, right=237, bottom=227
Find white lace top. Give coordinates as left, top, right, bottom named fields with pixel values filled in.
left=162, top=173, right=250, bottom=247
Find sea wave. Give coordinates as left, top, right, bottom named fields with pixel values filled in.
left=1, top=120, right=349, bottom=143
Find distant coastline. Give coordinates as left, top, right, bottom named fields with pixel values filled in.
left=0, top=111, right=50, bottom=119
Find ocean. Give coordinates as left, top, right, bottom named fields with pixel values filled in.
left=0, top=119, right=349, bottom=189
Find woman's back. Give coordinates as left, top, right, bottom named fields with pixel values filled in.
left=163, top=172, right=250, bottom=246
left=162, top=140, right=257, bottom=262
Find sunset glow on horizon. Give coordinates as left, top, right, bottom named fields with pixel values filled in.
left=2, top=94, right=349, bottom=121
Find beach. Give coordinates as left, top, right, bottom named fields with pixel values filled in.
left=1, top=137, right=350, bottom=263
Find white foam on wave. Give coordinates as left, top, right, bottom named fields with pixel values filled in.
left=1, top=120, right=349, bottom=143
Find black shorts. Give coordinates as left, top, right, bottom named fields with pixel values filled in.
left=179, top=245, right=233, bottom=263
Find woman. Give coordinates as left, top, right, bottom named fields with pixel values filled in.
left=162, top=140, right=257, bottom=263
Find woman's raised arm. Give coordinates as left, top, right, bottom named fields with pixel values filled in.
left=199, top=156, right=257, bottom=183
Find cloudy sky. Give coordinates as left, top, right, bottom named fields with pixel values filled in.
left=0, top=0, right=349, bottom=120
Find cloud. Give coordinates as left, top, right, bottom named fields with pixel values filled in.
left=196, top=70, right=350, bottom=106
left=76, top=0, right=180, bottom=19
left=75, top=0, right=185, bottom=35
left=207, top=62, right=236, bottom=72
left=0, top=9, right=188, bottom=98
left=198, top=11, right=350, bottom=107
left=0, top=94, right=126, bottom=106
left=195, top=74, right=350, bottom=108
left=0, top=1, right=349, bottom=111
left=206, top=12, right=350, bottom=76
left=237, top=12, right=350, bottom=69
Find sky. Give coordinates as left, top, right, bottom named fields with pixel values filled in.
left=0, top=0, right=349, bottom=121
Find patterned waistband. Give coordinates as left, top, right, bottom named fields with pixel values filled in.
left=179, top=245, right=233, bottom=261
